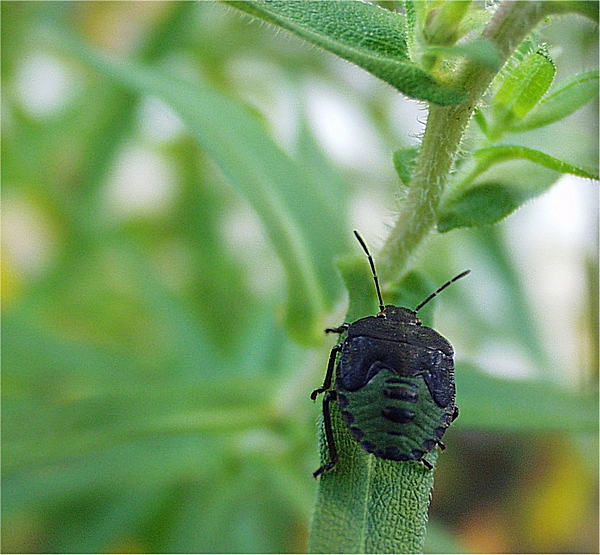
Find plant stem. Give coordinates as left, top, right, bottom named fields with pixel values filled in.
left=312, top=3, right=550, bottom=554
left=378, top=0, right=546, bottom=283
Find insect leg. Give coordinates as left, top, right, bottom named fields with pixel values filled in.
left=451, top=405, right=459, bottom=421
left=313, top=390, right=338, bottom=478
left=325, top=323, right=349, bottom=334
left=421, top=457, right=434, bottom=471
left=311, top=343, right=342, bottom=400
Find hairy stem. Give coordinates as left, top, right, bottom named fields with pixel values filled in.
left=378, top=0, right=546, bottom=283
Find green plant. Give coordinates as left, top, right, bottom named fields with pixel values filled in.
left=225, top=2, right=598, bottom=552
left=2, top=2, right=597, bottom=554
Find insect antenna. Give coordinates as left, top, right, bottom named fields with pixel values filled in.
left=353, top=230, right=385, bottom=314
left=414, top=270, right=471, bottom=313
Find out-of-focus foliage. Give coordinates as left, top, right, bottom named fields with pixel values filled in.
left=2, top=2, right=598, bottom=553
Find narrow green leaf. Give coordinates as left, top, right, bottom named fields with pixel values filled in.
left=471, top=144, right=599, bottom=181
left=309, top=255, right=436, bottom=554
left=296, top=116, right=349, bottom=209
left=492, top=46, right=556, bottom=131
left=47, top=29, right=350, bottom=345
left=226, top=1, right=466, bottom=106
left=439, top=143, right=598, bottom=232
left=311, top=405, right=436, bottom=554
left=511, top=70, right=599, bottom=132
left=456, top=364, right=599, bottom=432
left=2, top=310, right=277, bottom=473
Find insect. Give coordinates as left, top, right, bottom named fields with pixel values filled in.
left=311, top=231, right=469, bottom=478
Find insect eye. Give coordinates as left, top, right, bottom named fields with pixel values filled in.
left=376, top=311, right=386, bottom=318
left=415, top=318, right=422, bottom=326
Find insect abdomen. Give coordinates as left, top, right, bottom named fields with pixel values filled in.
left=336, top=368, right=453, bottom=462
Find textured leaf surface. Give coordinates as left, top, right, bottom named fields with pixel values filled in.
left=227, top=0, right=466, bottom=106
left=310, top=401, right=437, bottom=554
left=491, top=46, right=556, bottom=133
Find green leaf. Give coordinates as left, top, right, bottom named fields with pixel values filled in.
left=491, top=46, right=556, bottom=134
left=336, top=254, right=381, bottom=323
left=1, top=310, right=277, bottom=473
left=438, top=181, right=528, bottom=232
left=455, top=364, right=599, bottom=432
left=468, top=144, right=599, bottom=182
left=309, top=255, right=436, bottom=554
left=423, top=1, right=472, bottom=47
left=424, top=521, right=469, bottom=554
left=296, top=116, right=349, bottom=208
left=511, top=70, right=599, bottom=132
left=438, top=144, right=599, bottom=232
left=425, top=39, right=504, bottom=71
left=404, top=0, right=418, bottom=58
left=310, top=411, right=436, bottom=554
left=542, top=1, right=600, bottom=23
left=393, top=147, right=419, bottom=186
left=473, top=107, right=490, bottom=136
left=46, top=29, right=350, bottom=345
left=226, top=1, right=466, bottom=106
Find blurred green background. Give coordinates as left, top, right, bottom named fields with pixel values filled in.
left=2, top=2, right=598, bottom=553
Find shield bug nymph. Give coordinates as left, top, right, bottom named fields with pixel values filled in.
left=312, top=231, right=469, bottom=478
